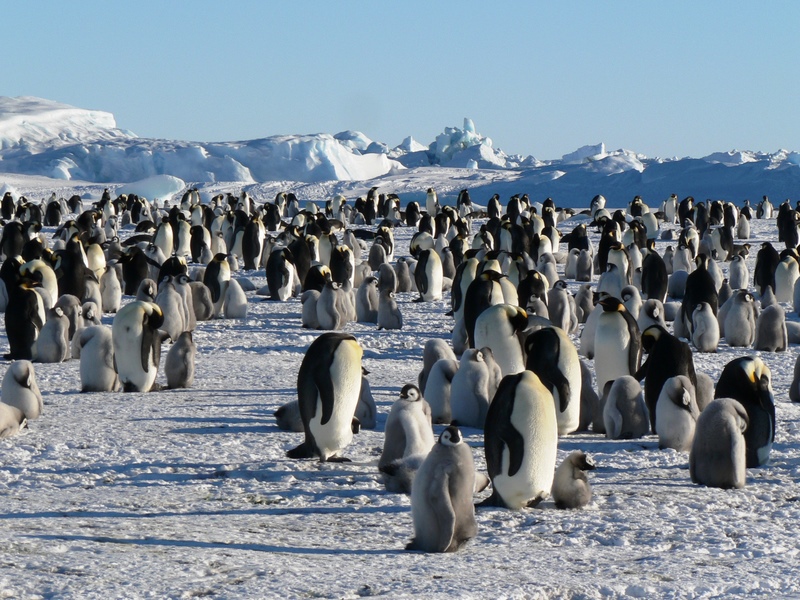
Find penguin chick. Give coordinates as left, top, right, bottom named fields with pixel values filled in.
left=551, top=451, right=595, bottom=509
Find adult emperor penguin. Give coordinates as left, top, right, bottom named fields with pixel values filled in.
left=635, top=324, right=697, bottom=433
left=594, top=296, right=641, bottom=395
left=266, top=247, right=296, bottom=301
left=112, top=301, right=165, bottom=392
left=377, top=289, right=403, bottom=330
left=603, top=376, right=649, bottom=440
left=379, top=384, right=435, bottom=493
left=479, top=370, right=558, bottom=509
left=406, top=425, right=477, bottom=553
left=78, top=325, right=119, bottom=392
left=473, top=304, right=528, bottom=377
left=551, top=451, right=595, bottom=509
left=165, top=331, right=196, bottom=389
left=1, top=361, right=43, bottom=420
left=655, top=375, right=700, bottom=451
left=203, top=253, right=231, bottom=317
left=714, top=356, right=774, bottom=467
left=5, top=278, right=45, bottom=361
left=286, top=332, right=363, bottom=462
left=690, top=398, right=749, bottom=489
left=680, top=254, right=718, bottom=336
left=524, top=326, right=581, bottom=435
left=414, top=248, right=443, bottom=302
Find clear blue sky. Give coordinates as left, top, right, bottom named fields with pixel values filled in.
left=5, top=1, right=799, bottom=160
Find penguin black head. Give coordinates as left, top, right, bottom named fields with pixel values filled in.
left=399, top=384, right=422, bottom=402
left=439, top=425, right=463, bottom=446
left=572, top=451, right=596, bottom=471
left=598, top=296, right=625, bottom=312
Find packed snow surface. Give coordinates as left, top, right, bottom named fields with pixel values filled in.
left=0, top=176, right=797, bottom=598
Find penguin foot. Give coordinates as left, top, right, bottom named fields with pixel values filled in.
left=286, top=441, right=315, bottom=459
left=476, top=491, right=508, bottom=509
left=526, top=495, right=546, bottom=508
left=323, top=456, right=352, bottom=463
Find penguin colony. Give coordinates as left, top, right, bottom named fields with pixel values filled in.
left=0, top=186, right=798, bottom=554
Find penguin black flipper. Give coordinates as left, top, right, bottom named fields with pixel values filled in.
left=140, top=312, right=155, bottom=372
left=416, top=251, right=429, bottom=296
left=484, top=374, right=525, bottom=478
left=525, top=328, right=570, bottom=413
left=476, top=489, right=511, bottom=509
left=27, top=292, right=44, bottom=333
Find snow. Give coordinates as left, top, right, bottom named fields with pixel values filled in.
left=0, top=175, right=798, bottom=597
left=116, top=175, right=187, bottom=203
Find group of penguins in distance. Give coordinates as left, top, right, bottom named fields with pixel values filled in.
left=0, top=184, right=797, bottom=553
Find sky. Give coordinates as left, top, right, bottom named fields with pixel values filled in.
left=5, top=1, right=800, bottom=160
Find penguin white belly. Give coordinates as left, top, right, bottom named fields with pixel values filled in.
left=555, top=355, right=582, bottom=435
left=594, top=317, right=631, bottom=392
left=307, top=345, right=362, bottom=460
left=492, top=390, right=558, bottom=509
left=422, top=263, right=443, bottom=301
left=113, top=322, right=156, bottom=391
left=474, top=319, right=523, bottom=377
left=277, top=262, right=295, bottom=301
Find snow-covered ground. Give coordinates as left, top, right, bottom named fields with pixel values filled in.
left=0, top=175, right=798, bottom=598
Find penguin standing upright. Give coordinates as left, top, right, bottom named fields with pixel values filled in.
left=479, top=370, right=558, bottom=510
left=379, top=384, right=435, bottom=493
left=287, top=333, right=363, bottom=462
left=524, top=326, right=581, bottom=435
left=714, top=356, right=775, bottom=468
left=593, top=297, right=641, bottom=395
left=203, top=253, right=231, bottom=317
left=111, top=301, right=165, bottom=392
left=406, top=425, right=477, bottom=553
left=473, top=304, right=528, bottom=377
left=414, top=248, right=443, bottom=302
left=377, top=288, right=403, bottom=330
left=78, top=325, right=119, bottom=392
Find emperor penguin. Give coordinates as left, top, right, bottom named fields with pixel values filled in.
left=5, top=280, right=45, bottom=360
left=355, top=276, right=379, bottom=323
left=594, top=296, right=641, bottom=394
left=449, top=347, right=501, bottom=429
left=111, top=301, right=165, bottom=392
left=406, top=426, right=477, bottom=553
left=395, top=258, right=413, bottom=292
left=34, top=306, right=70, bottom=363
left=424, top=358, right=459, bottom=424
left=727, top=253, right=749, bottom=290
left=1, top=361, right=43, bottom=420
left=714, top=356, right=774, bottom=468
left=753, top=304, right=787, bottom=352
left=689, top=398, right=748, bottom=489
left=316, top=280, right=348, bottom=330
left=203, top=253, right=231, bottom=317
left=189, top=281, right=214, bottom=321
left=379, top=384, right=435, bottom=493
left=603, top=376, right=649, bottom=439
left=473, top=304, right=528, bottom=377
left=691, top=301, right=720, bottom=352
left=155, top=275, right=186, bottom=342
left=635, top=325, right=697, bottom=433
left=524, top=326, right=581, bottom=435
left=425, top=187, right=440, bottom=217
left=655, top=375, right=700, bottom=451
left=479, top=370, right=558, bottom=509
left=100, top=266, right=122, bottom=314
left=286, top=333, right=363, bottom=462
left=165, top=331, right=196, bottom=389
left=377, top=288, right=403, bottom=330
left=719, top=290, right=758, bottom=347
left=223, top=278, right=248, bottom=319
left=551, top=451, right=595, bottom=509
left=0, top=402, right=26, bottom=439
left=547, top=280, right=573, bottom=332
left=266, top=247, right=296, bottom=302
left=78, top=325, right=119, bottom=392
left=418, top=338, right=457, bottom=395
left=414, top=248, right=443, bottom=302
left=637, top=299, right=667, bottom=333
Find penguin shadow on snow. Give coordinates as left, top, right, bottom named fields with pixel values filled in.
left=28, top=533, right=404, bottom=556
